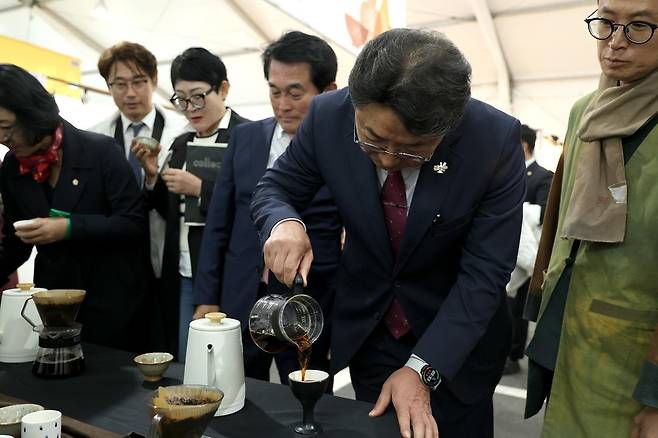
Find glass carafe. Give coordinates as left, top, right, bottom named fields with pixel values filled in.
left=248, top=274, right=323, bottom=353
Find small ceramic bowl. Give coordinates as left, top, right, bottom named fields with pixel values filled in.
left=134, top=352, right=174, bottom=382
left=0, top=404, right=43, bottom=437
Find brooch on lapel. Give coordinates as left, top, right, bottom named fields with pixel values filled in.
left=433, top=162, right=448, bottom=174
left=72, top=178, right=79, bottom=186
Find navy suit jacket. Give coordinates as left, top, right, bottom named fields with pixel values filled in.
left=251, top=89, right=525, bottom=404
left=194, top=117, right=342, bottom=329
left=526, top=160, right=553, bottom=223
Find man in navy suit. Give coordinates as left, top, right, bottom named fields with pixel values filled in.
left=193, top=31, right=341, bottom=383
left=251, top=29, right=525, bottom=438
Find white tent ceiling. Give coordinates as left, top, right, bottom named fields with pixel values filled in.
left=0, top=0, right=601, bottom=157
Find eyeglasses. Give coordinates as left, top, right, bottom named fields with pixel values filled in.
left=169, top=87, right=216, bottom=111
left=353, top=127, right=432, bottom=163
left=0, top=125, right=14, bottom=144
left=585, top=9, right=658, bottom=44
left=108, top=78, right=150, bottom=93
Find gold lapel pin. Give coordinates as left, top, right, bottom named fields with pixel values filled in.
left=72, top=178, right=79, bottom=186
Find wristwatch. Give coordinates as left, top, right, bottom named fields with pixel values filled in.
left=406, top=355, right=441, bottom=391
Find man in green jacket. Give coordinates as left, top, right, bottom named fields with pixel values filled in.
left=524, top=0, right=658, bottom=437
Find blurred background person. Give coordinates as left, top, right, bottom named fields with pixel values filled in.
left=504, top=124, right=553, bottom=375
left=193, top=31, right=341, bottom=385
left=0, top=63, right=150, bottom=352
left=133, top=48, right=248, bottom=361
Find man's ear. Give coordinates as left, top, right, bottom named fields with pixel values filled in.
left=323, top=81, right=338, bottom=92
left=151, top=74, right=158, bottom=88
left=219, top=80, right=230, bottom=100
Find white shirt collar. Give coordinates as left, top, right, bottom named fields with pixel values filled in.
left=525, top=157, right=536, bottom=168
left=121, top=106, right=156, bottom=134
left=274, top=122, right=292, bottom=141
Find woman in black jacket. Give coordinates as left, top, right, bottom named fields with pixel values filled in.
left=0, top=64, right=150, bottom=352
left=133, top=48, right=248, bottom=360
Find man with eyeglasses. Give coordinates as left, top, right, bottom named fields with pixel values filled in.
left=193, top=31, right=341, bottom=386
left=91, top=42, right=185, bottom=281
left=251, top=29, right=525, bottom=438
left=523, top=1, right=658, bottom=437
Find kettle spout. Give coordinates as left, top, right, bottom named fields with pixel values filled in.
left=207, top=344, right=216, bottom=387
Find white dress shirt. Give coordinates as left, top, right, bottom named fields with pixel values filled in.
left=267, top=123, right=293, bottom=169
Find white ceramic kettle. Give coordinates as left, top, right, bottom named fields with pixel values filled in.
left=0, top=283, right=45, bottom=363
left=183, top=312, right=245, bottom=416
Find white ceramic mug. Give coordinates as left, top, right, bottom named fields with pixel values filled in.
left=21, top=410, right=61, bottom=438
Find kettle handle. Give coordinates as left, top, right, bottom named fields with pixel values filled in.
left=20, top=297, right=39, bottom=331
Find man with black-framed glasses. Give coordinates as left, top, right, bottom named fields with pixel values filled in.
left=90, top=42, right=186, bottom=281
left=524, top=1, right=658, bottom=436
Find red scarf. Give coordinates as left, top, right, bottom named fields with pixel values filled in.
left=17, top=123, right=64, bottom=183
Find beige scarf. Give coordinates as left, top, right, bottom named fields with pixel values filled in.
left=561, top=68, right=658, bottom=243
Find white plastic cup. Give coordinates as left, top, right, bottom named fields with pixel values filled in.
left=20, top=410, right=61, bottom=438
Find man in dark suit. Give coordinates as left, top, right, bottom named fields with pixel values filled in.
left=250, top=29, right=525, bottom=438
left=504, top=124, right=553, bottom=375
left=193, top=32, right=342, bottom=383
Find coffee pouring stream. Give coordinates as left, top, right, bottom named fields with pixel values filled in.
left=0, top=283, right=45, bottom=363
left=183, top=312, right=245, bottom=416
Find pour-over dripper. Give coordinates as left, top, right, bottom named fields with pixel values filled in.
left=148, top=385, right=223, bottom=438
left=28, top=290, right=86, bottom=328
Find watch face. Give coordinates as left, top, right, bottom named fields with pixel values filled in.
left=421, top=365, right=441, bottom=388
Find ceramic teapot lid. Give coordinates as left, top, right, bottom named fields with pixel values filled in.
left=2, top=283, right=46, bottom=297
left=189, top=312, right=240, bottom=332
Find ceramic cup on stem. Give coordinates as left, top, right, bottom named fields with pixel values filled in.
left=288, top=370, right=329, bottom=436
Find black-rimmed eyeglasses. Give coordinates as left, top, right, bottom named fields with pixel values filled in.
left=353, top=127, right=431, bottom=163
left=585, top=9, right=658, bottom=44
left=170, top=87, right=217, bottom=111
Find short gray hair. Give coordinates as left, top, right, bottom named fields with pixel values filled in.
left=349, top=28, right=472, bottom=138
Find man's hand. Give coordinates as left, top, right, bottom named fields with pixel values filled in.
left=131, top=139, right=160, bottom=184
left=161, top=169, right=202, bottom=197
left=15, top=218, right=68, bottom=245
left=263, top=220, right=313, bottom=287
left=631, top=406, right=658, bottom=438
left=193, top=305, right=220, bottom=321
left=369, top=367, right=439, bottom=438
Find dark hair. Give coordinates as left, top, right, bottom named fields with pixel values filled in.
left=521, top=124, right=537, bottom=153
left=0, top=64, right=61, bottom=144
left=170, top=48, right=228, bottom=89
left=98, top=41, right=158, bottom=81
left=262, top=31, right=338, bottom=92
left=349, top=28, right=471, bottom=138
